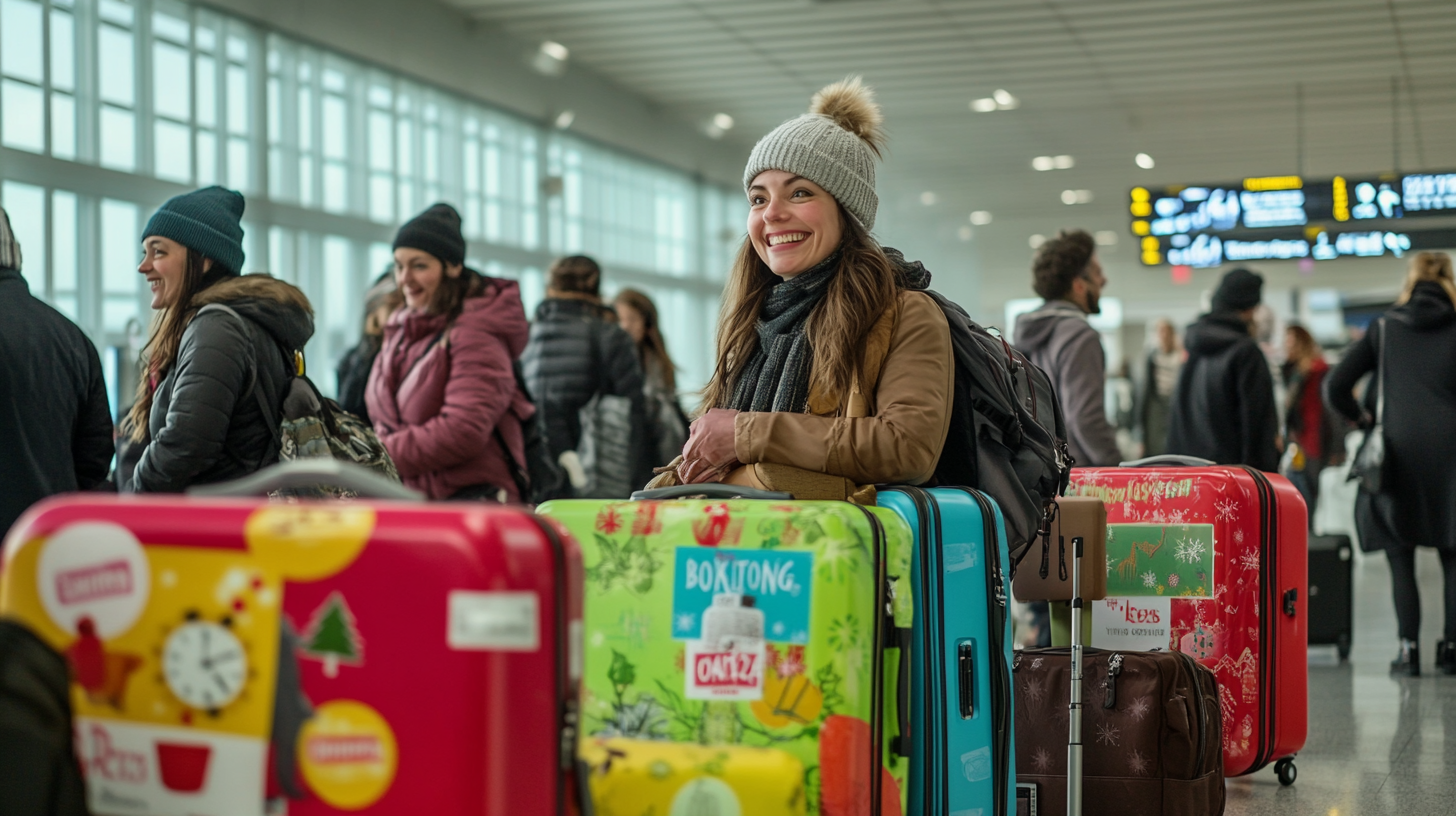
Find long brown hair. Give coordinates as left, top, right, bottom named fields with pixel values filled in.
left=127, top=250, right=210, bottom=441
left=615, top=288, right=677, bottom=392
left=1397, top=251, right=1456, bottom=308
left=1284, top=324, right=1319, bottom=371
left=699, top=214, right=903, bottom=412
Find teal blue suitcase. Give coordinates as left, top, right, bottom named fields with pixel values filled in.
left=879, top=486, right=1016, bottom=816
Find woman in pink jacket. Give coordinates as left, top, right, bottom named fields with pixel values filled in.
left=366, top=203, right=534, bottom=501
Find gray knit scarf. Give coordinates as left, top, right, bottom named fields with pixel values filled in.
left=729, top=249, right=843, bottom=413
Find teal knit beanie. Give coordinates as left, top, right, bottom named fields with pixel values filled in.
left=142, top=186, right=246, bottom=274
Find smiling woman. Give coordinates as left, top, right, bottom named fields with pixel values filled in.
left=659, top=77, right=954, bottom=503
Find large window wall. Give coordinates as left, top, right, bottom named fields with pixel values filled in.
left=0, top=0, right=745, bottom=416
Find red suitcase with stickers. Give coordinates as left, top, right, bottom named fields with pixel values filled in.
left=1067, top=457, right=1307, bottom=784
left=0, top=463, right=585, bottom=816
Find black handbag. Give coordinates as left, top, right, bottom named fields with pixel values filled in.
left=1350, top=318, right=1387, bottom=494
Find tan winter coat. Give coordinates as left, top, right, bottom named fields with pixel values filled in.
left=727, top=289, right=952, bottom=499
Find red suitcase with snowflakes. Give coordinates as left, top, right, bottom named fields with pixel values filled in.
left=0, top=463, right=585, bottom=816
left=1067, top=456, right=1307, bottom=784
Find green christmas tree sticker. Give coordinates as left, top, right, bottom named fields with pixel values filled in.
left=302, top=592, right=363, bottom=677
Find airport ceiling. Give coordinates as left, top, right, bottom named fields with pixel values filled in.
left=442, top=0, right=1456, bottom=312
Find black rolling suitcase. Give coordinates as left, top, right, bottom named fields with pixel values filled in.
left=1308, top=534, right=1354, bottom=661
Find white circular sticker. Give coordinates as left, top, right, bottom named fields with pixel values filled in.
left=37, top=522, right=151, bottom=638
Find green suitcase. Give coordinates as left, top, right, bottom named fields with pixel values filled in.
left=539, top=488, right=914, bottom=816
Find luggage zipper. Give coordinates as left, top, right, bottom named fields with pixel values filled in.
left=950, top=487, right=1011, bottom=816
left=1240, top=467, right=1278, bottom=770
left=1102, top=653, right=1123, bottom=710
left=530, top=517, right=577, bottom=816
left=887, top=486, right=945, bottom=812
left=854, top=505, right=891, bottom=816
left=1177, top=651, right=1210, bottom=776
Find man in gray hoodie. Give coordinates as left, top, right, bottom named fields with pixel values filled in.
left=1013, top=229, right=1122, bottom=468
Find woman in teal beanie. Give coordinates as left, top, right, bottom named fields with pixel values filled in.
left=120, top=186, right=315, bottom=492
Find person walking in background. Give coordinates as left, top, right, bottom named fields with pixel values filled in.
left=670, top=77, right=952, bottom=502
left=1165, top=267, right=1280, bottom=472
left=614, top=288, right=690, bottom=468
left=1282, top=323, right=1341, bottom=513
left=1326, top=251, right=1456, bottom=676
left=0, top=205, right=112, bottom=536
left=366, top=204, right=533, bottom=502
left=122, top=187, right=314, bottom=493
left=521, top=255, right=654, bottom=496
left=335, top=271, right=396, bottom=424
left=1138, top=318, right=1182, bottom=458
left=1014, top=229, right=1121, bottom=468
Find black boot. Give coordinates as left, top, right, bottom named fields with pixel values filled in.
left=1436, top=641, right=1456, bottom=676
left=1391, top=640, right=1421, bottom=676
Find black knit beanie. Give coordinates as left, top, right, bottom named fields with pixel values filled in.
left=1212, top=267, right=1264, bottom=312
left=393, top=203, right=466, bottom=267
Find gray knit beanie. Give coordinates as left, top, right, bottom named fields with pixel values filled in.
left=743, top=77, right=885, bottom=231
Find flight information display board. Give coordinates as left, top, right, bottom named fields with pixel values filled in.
left=1145, top=226, right=1456, bottom=269
left=1131, top=171, right=1456, bottom=265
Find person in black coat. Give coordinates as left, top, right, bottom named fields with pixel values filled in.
left=0, top=206, right=113, bottom=538
left=1165, top=267, right=1281, bottom=472
left=120, top=186, right=314, bottom=493
left=520, top=255, right=654, bottom=495
left=335, top=272, right=396, bottom=423
left=1326, top=251, right=1456, bottom=676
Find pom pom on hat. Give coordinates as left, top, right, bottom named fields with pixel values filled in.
left=743, top=76, right=884, bottom=231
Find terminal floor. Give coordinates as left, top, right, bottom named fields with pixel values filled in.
left=1226, top=547, right=1456, bottom=816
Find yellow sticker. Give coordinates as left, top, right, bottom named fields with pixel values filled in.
left=244, top=506, right=375, bottom=581
left=298, top=700, right=398, bottom=810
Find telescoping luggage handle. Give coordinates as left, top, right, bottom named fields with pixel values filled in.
left=1118, top=454, right=1215, bottom=468
left=187, top=459, right=425, bottom=501
left=629, top=483, right=793, bottom=501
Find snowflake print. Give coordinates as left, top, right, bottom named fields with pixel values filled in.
left=1168, top=573, right=1180, bottom=588
left=1238, top=550, right=1261, bottom=572
left=1122, top=500, right=1138, bottom=519
left=1174, top=537, right=1207, bottom=564
left=1214, top=498, right=1239, bottom=522
left=1127, top=748, right=1150, bottom=776
left=1127, top=696, right=1151, bottom=721
left=1025, top=681, right=1047, bottom=707
left=1095, top=722, right=1121, bottom=747
left=1233, top=528, right=1245, bottom=544
left=1142, top=570, right=1157, bottom=588
left=1168, top=509, right=1188, bottom=524
left=1031, top=747, right=1053, bottom=773
left=1032, top=657, right=1044, bottom=670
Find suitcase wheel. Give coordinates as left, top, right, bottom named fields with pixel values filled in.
left=1337, top=634, right=1351, bottom=662
left=1275, top=758, right=1297, bottom=787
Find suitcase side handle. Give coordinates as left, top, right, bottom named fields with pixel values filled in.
left=1118, top=454, right=1215, bottom=468
left=629, top=484, right=793, bottom=501
left=187, top=460, right=425, bottom=501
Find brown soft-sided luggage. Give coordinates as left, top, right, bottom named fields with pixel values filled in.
left=1013, top=496, right=1108, bottom=602
left=1012, top=648, right=1225, bottom=816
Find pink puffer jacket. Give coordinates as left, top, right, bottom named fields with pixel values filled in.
left=366, top=276, right=533, bottom=501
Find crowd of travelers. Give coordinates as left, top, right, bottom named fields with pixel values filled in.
left=2, top=75, right=1455, bottom=676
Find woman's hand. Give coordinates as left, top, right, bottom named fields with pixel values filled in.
left=679, top=408, right=741, bottom=484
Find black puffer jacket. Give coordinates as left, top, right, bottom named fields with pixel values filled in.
left=0, top=269, right=113, bottom=536
left=1326, top=281, right=1456, bottom=552
left=520, top=297, right=654, bottom=486
left=1165, top=310, right=1281, bottom=472
left=335, top=337, right=380, bottom=423
left=125, top=275, right=313, bottom=493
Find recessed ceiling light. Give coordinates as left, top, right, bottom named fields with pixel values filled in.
left=1062, top=189, right=1093, bottom=205
left=532, top=41, right=570, bottom=76
left=712, top=113, right=735, bottom=131
left=1029, top=234, right=1047, bottom=249
left=1032, top=156, right=1055, bottom=171
left=970, top=210, right=993, bottom=225
left=920, top=191, right=939, bottom=206
left=553, top=110, right=575, bottom=129
left=1095, top=230, right=1119, bottom=246
left=1054, top=155, right=1075, bottom=169
left=958, top=225, right=974, bottom=242
left=993, top=89, right=1018, bottom=109
left=1135, top=152, right=1155, bottom=169
left=971, top=98, right=998, bottom=113
left=540, top=41, right=569, bottom=62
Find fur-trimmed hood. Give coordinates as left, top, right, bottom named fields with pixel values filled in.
left=190, top=273, right=314, bottom=352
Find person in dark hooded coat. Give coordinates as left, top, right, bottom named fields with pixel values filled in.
left=1326, top=251, right=1456, bottom=676
left=121, top=186, right=314, bottom=493
left=1165, top=267, right=1280, bottom=472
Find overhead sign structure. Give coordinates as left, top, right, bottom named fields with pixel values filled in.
left=1131, top=172, right=1456, bottom=266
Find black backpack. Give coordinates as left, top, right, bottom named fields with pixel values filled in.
left=500, top=359, right=571, bottom=505
left=923, top=291, right=1072, bottom=556
left=0, top=620, right=89, bottom=816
